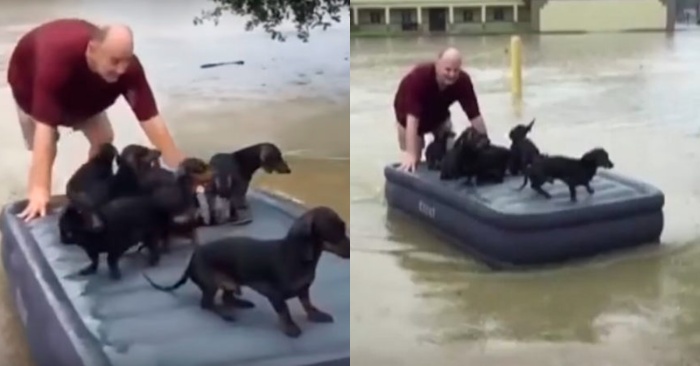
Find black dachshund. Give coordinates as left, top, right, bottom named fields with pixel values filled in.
left=204, top=142, right=291, bottom=225
left=65, top=142, right=118, bottom=230
left=143, top=206, right=349, bottom=338
left=440, top=127, right=509, bottom=185
left=440, top=126, right=490, bottom=181
left=508, top=119, right=541, bottom=175
left=425, top=129, right=456, bottom=171
left=518, top=147, right=615, bottom=202
left=59, top=197, right=163, bottom=280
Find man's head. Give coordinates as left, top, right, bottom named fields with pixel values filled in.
left=435, top=47, right=463, bottom=87
left=86, top=24, right=134, bottom=83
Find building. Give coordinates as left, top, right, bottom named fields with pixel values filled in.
left=350, top=0, right=676, bottom=35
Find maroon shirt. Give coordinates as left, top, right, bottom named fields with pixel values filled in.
left=394, top=62, right=481, bottom=135
left=7, top=18, right=159, bottom=127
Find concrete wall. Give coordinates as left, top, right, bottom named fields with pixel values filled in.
left=351, top=0, right=672, bottom=35
left=539, top=0, right=667, bottom=32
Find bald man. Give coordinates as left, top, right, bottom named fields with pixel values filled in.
left=393, top=48, right=488, bottom=172
left=7, top=18, right=185, bottom=221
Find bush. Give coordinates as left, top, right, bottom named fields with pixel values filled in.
left=194, top=0, right=349, bottom=42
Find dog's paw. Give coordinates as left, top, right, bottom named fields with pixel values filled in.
left=147, top=253, right=161, bottom=266
left=307, top=309, right=334, bottom=323
left=109, top=268, right=122, bottom=280
left=222, top=295, right=256, bottom=309
left=281, top=322, right=302, bottom=338
left=219, top=312, right=237, bottom=322
left=78, top=265, right=97, bottom=276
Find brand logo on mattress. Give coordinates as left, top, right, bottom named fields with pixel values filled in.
left=418, top=200, right=436, bottom=219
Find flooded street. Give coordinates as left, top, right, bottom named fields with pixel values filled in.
left=351, top=32, right=700, bottom=365
left=0, top=1, right=348, bottom=364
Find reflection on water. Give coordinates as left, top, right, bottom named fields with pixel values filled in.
left=0, top=1, right=348, bottom=365
left=351, top=32, right=700, bottom=365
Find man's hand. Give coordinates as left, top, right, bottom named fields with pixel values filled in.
left=19, top=121, right=57, bottom=222
left=140, top=115, right=185, bottom=169
left=18, top=186, right=51, bottom=222
left=399, top=151, right=418, bottom=173
left=162, top=149, right=186, bottom=170
left=470, top=115, right=488, bottom=136
left=400, top=114, right=421, bottom=173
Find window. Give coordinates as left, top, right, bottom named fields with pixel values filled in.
left=462, top=10, right=474, bottom=22
left=494, top=8, right=504, bottom=21
left=401, top=10, right=413, bottom=24
left=369, top=10, right=382, bottom=24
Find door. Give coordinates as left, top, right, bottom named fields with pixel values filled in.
left=428, top=8, right=447, bottom=32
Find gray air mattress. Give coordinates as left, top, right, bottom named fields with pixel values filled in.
left=0, top=190, right=349, bottom=366
left=384, top=163, right=665, bottom=269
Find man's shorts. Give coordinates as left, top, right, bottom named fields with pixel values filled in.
left=16, top=105, right=59, bottom=150
left=16, top=105, right=107, bottom=151
left=396, top=118, right=453, bottom=151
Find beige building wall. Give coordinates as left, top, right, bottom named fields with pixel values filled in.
left=540, top=0, right=667, bottom=32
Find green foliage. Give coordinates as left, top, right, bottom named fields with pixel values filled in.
left=194, top=0, right=349, bottom=42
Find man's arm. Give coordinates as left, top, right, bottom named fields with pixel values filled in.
left=123, top=56, right=185, bottom=168
left=29, top=122, right=58, bottom=195
left=405, top=114, right=421, bottom=158
left=140, top=115, right=185, bottom=168
left=403, top=74, right=424, bottom=159
left=457, top=73, right=487, bottom=135
left=29, top=63, right=64, bottom=196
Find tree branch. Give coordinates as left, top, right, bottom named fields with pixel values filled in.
left=194, top=0, right=349, bottom=42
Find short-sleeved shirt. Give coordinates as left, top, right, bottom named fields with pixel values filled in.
left=393, top=62, right=481, bottom=135
left=6, top=18, right=159, bottom=127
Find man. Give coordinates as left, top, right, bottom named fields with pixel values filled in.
left=7, top=19, right=186, bottom=221
left=393, top=47, right=488, bottom=172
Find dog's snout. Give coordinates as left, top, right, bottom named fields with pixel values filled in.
left=275, top=162, right=291, bottom=174
left=323, top=235, right=350, bottom=259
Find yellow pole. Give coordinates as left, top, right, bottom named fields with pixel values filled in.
left=510, top=35, right=523, bottom=99
left=513, top=94, right=523, bottom=119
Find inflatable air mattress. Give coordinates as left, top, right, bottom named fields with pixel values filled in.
left=0, top=190, right=349, bottom=366
left=384, top=163, right=664, bottom=268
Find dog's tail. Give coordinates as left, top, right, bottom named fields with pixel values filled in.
left=142, top=266, right=189, bottom=292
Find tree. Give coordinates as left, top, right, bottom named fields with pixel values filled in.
left=194, top=0, right=349, bottom=42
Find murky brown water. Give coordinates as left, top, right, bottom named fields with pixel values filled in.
left=0, top=1, right=348, bottom=364
left=351, top=32, right=700, bottom=365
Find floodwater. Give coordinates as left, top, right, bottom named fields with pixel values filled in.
left=351, top=31, right=700, bottom=365
left=0, top=1, right=348, bottom=364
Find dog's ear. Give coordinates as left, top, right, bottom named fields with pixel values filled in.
left=87, top=213, right=105, bottom=231
left=115, top=155, right=126, bottom=167
left=287, top=214, right=316, bottom=261
left=175, top=164, right=188, bottom=179
left=288, top=214, right=314, bottom=240
left=259, top=144, right=273, bottom=162
left=581, top=149, right=598, bottom=163
left=96, top=143, right=117, bottom=161
left=144, top=149, right=162, bottom=166
left=71, top=191, right=93, bottom=210
left=122, top=153, right=138, bottom=169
